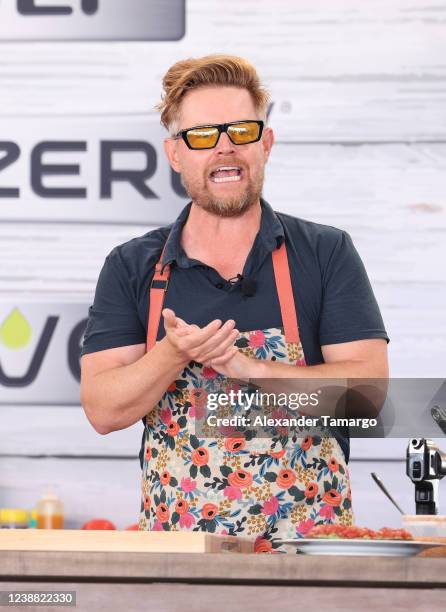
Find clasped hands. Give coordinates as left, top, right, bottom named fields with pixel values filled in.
left=162, top=308, right=254, bottom=380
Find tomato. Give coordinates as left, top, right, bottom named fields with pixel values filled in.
left=307, top=524, right=413, bottom=540
left=81, top=518, right=116, bottom=530
left=376, top=527, right=412, bottom=540
left=124, top=524, right=139, bottom=530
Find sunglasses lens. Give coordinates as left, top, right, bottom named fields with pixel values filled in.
left=186, top=127, right=219, bottom=149
left=227, top=122, right=260, bottom=145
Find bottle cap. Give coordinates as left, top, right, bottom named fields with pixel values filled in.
left=41, top=491, right=60, bottom=501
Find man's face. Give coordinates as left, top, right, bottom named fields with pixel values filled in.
left=164, top=86, right=274, bottom=217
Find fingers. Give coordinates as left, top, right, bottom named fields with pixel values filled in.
left=175, top=321, right=200, bottom=336
left=193, top=319, right=236, bottom=356
left=199, top=327, right=239, bottom=363
left=179, top=318, right=224, bottom=350
left=163, top=310, right=196, bottom=336
left=175, top=316, right=188, bottom=327
left=163, top=310, right=240, bottom=363
left=186, top=320, right=237, bottom=361
left=206, top=346, right=239, bottom=367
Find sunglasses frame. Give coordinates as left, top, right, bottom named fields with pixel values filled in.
left=172, top=119, right=264, bottom=150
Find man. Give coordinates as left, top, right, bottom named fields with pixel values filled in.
left=80, top=55, right=389, bottom=550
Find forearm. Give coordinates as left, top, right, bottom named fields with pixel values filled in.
left=247, top=358, right=389, bottom=418
left=251, top=357, right=388, bottom=379
left=81, top=339, right=187, bottom=434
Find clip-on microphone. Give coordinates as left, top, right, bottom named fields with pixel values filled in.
left=227, top=274, right=256, bottom=297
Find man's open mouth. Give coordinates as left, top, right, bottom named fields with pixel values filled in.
left=209, top=166, right=243, bottom=183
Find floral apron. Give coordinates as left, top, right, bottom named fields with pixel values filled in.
left=138, top=239, right=354, bottom=552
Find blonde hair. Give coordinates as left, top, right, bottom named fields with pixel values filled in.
left=155, top=54, right=271, bottom=135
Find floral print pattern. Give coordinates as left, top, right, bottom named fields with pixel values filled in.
left=139, top=327, right=354, bottom=552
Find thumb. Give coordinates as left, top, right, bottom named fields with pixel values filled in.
left=162, top=308, right=177, bottom=329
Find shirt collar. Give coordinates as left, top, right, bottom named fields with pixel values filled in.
left=160, top=202, right=192, bottom=270
left=161, top=197, right=284, bottom=271
left=258, top=197, right=285, bottom=251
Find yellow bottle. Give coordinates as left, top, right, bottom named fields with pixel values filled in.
left=36, top=490, right=64, bottom=529
left=0, top=509, right=30, bottom=529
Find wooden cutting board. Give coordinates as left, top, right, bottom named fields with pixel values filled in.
left=0, top=529, right=253, bottom=553
left=416, top=537, right=446, bottom=557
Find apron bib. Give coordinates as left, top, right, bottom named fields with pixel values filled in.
left=138, top=241, right=354, bottom=552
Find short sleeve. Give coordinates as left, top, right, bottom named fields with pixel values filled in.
left=318, top=230, right=389, bottom=346
left=81, top=247, right=146, bottom=356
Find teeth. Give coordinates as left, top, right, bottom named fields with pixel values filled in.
left=212, top=174, right=242, bottom=183
left=209, top=165, right=243, bottom=183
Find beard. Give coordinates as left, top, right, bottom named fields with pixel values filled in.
left=180, top=162, right=265, bottom=218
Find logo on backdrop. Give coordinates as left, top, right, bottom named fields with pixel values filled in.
left=0, top=0, right=185, bottom=41
left=0, top=304, right=88, bottom=403
left=0, top=117, right=188, bottom=224
left=17, top=0, right=99, bottom=15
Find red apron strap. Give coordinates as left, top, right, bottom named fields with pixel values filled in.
left=146, top=248, right=170, bottom=352
left=272, top=241, right=301, bottom=345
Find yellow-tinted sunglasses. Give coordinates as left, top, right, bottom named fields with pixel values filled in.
left=172, top=120, right=264, bottom=150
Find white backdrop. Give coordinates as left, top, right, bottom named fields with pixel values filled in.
left=1, top=0, right=446, bottom=528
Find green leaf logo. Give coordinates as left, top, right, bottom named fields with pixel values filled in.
left=0, top=308, right=32, bottom=349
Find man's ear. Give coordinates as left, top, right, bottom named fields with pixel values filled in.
left=164, top=138, right=182, bottom=173
left=262, top=127, right=275, bottom=162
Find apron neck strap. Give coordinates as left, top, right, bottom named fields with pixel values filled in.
left=146, top=246, right=170, bottom=351
left=272, top=241, right=301, bottom=344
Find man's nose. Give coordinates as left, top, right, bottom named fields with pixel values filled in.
left=215, top=130, right=235, bottom=153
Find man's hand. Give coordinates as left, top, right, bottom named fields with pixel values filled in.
left=203, top=349, right=254, bottom=381
left=162, top=308, right=239, bottom=366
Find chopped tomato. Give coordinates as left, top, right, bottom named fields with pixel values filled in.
left=307, top=524, right=413, bottom=540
